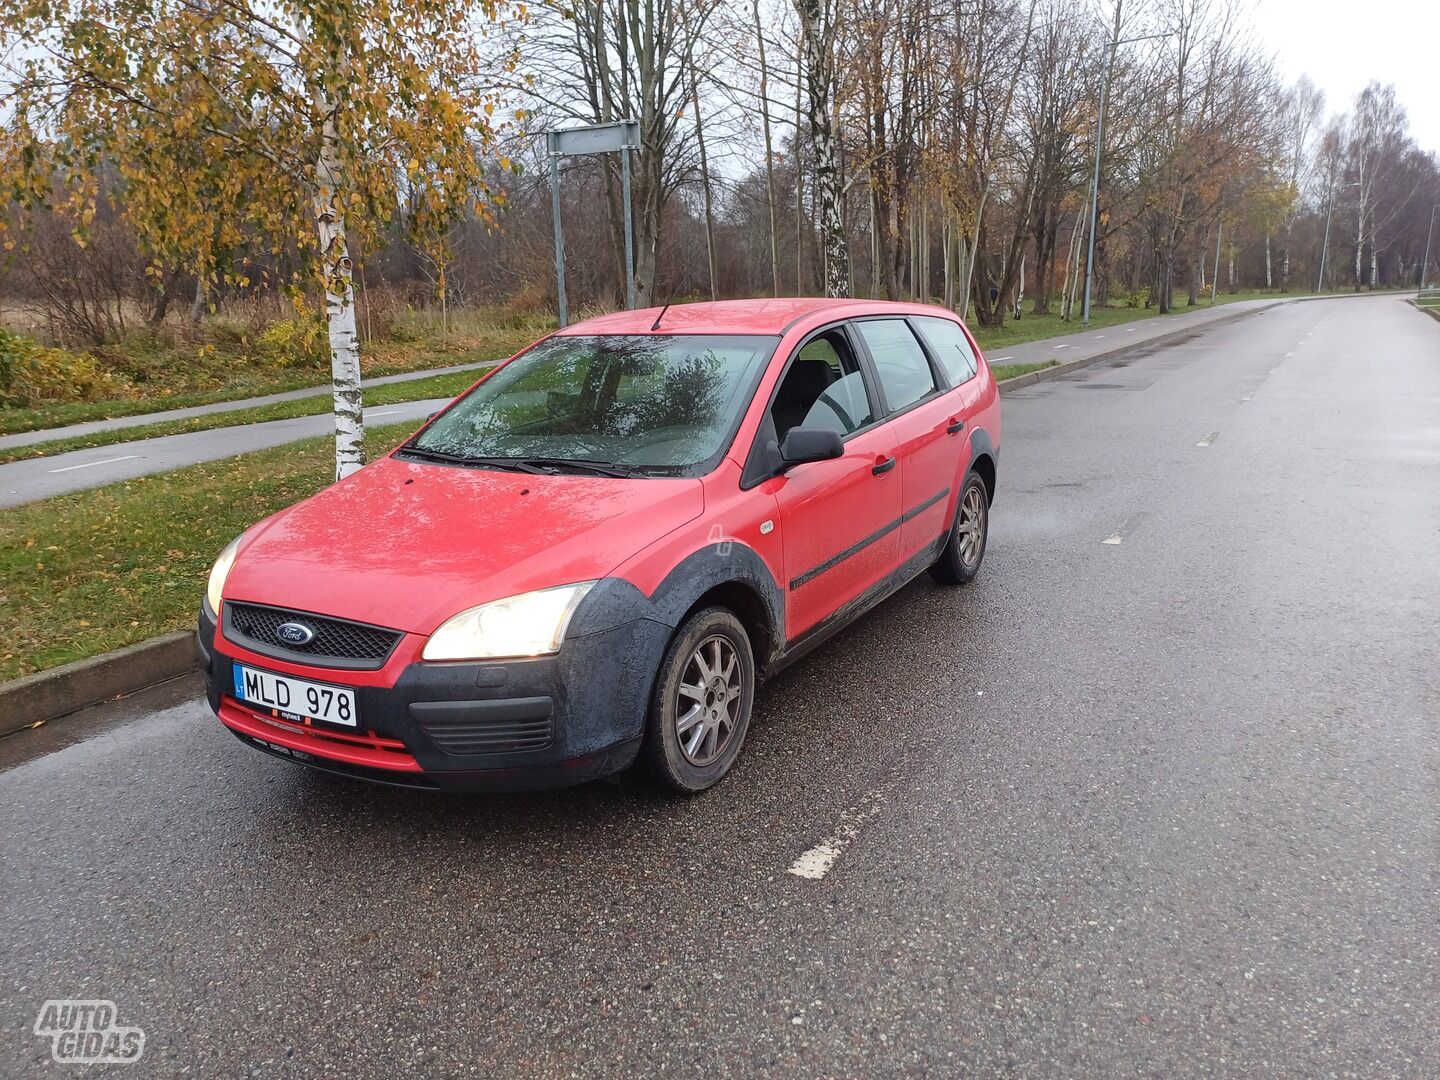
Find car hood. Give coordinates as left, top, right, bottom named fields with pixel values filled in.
left=224, top=455, right=704, bottom=634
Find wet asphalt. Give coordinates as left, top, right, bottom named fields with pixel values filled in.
left=2, top=294, right=1437, bottom=1078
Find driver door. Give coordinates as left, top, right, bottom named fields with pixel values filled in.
left=761, top=326, right=903, bottom=641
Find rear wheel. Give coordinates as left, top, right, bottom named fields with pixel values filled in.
left=639, top=607, right=755, bottom=794
left=929, top=472, right=989, bottom=585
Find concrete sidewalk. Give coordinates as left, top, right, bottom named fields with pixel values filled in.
left=0, top=359, right=495, bottom=452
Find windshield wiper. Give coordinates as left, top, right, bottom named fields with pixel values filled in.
left=399, top=447, right=550, bottom=474
left=512, top=457, right=643, bottom=478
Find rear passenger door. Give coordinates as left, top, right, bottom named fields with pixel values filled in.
left=852, top=318, right=963, bottom=560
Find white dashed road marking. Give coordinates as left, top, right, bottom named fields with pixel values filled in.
left=1054, top=343, right=1071, bottom=349
left=47, top=455, right=141, bottom=474
left=1197, top=431, right=1219, bottom=447
left=1101, top=512, right=1145, bottom=545
left=992, top=355, right=1014, bottom=362
left=788, top=788, right=890, bottom=881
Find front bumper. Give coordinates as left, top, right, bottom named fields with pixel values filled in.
left=197, top=604, right=670, bottom=792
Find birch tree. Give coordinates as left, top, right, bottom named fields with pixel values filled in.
left=0, top=0, right=513, bottom=479
left=792, top=0, right=851, bottom=296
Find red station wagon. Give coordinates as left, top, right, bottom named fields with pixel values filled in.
left=198, top=299, right=1001, bottom=793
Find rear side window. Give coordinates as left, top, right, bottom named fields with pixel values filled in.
left=912, top=316, right=979, bottom=385
left=854, top=319, right=937, bottom=412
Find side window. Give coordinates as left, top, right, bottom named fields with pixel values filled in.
left=912, top=316, right=979, bottom=385
left=769, top=330, right=875, bottom=441
left=855, top=319, right=938, bottom=412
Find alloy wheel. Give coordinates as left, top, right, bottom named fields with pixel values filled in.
left=957, top=483, right=986, bottom=568
left=674, top=634, right=743, bottom=766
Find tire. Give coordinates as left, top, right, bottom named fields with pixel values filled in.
left=638, top=607, right=755, bottom=794
left=929, top=471, right=990, bottom=585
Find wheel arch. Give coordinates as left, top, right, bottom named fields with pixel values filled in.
left=646, top=543, right=785, bottom=673
left=965, top=427, right=998, bottom=505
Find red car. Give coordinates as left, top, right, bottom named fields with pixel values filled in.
left=198, top=299, right=1000, bottom=793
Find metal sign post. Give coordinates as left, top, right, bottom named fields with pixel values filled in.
left=545, top=120, right=641, bottom=327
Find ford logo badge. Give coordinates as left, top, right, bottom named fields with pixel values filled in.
left=277, top=621, right=316, bottom=646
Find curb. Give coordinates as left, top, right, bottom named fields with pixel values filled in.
left=1408, top=299, right=1440, bottom=325
left=0, top=631, right=198, bottom=736
left=994, top=300, right=1282, bottom=394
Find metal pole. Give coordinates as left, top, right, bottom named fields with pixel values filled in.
left=1421, top=205, right=1437, bottom=290
left=1212, top=221, right=1222, bottom=302
left=1316, top=181, right=1335, bottom=295
left=550, top=153, right=568, bottom=328
left=1082, top=32, right=1118, bottom=328
left=621, top=147, right=636, bottom=309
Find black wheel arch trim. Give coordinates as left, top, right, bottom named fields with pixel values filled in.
left=567, top=544, right=787, bottom=667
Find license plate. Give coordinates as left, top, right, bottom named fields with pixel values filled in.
left=232, top=664, right=358, bottom=728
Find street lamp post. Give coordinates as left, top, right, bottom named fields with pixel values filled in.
left=1083, top=25, right=1172, bottom=327
left=1420, top=205, right=1437, bottom=290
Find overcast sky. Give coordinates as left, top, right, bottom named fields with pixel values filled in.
left=1249, top=0, right=1440, bottom=153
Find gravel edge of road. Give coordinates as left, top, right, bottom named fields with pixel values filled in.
left=0, top=295, right=1317, bottom=734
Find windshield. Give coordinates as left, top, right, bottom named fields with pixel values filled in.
left=405, top=334, right=777, bottom=475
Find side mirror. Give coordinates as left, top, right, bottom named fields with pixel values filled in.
left=779, top=427, right=844, bottom=468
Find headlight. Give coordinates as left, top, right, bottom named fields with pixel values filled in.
left=205, top=534, right=244, bottom=615
left=422, top=582, right=597, bottom=661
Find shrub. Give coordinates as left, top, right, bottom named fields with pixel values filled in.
left=0, top=328, right=132, bottom=407
left=256, top=315, right=327, bottom=367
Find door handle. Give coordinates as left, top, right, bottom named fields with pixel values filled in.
left=871, top=455, right=896, bottom=476
left=946, top=418, right=966, bottom=435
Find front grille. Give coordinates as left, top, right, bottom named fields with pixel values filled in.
left=226, top=602, right=402, bottom=667
left=419, top=715, right=553, bottom=755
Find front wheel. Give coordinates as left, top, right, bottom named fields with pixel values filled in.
left=929, top=472, right=989, bottom=585
left=638, top=607, right=755, bottom=794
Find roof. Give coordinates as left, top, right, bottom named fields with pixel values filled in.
left=556, top=297, right=954, bottom=337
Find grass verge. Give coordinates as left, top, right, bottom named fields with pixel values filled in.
left=0, top=307, right=546, bottom=437
left=0, top=369, right=488, bottom=465
left=0, top=422, right=416, bottom=682
left=990, top=360, right=1058, bottom=382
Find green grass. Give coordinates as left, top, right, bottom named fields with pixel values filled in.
left=0, top=368, right=489, bottom=465
left=967, top=289, right=1285, bottom=353
left=0, top=422, right=418, bottom=682
left=990, top=361, right=1058, bottom=382
left=0, top=308, right=549, bottom=437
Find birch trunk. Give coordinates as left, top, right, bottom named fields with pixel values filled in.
left=314, top=110, right=365, bottom=481
left=1264, top=232, right=1272, bottom=288
left=795, top=0, right=850, bottom=298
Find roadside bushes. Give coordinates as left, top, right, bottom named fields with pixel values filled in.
left=256, top=315, right=328, bottom=367
left=0, top=329, right=131, bottom=407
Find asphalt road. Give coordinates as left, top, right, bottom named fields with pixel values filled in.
left=0, top=298, right=1286, bottom=507
left=2, top=294, right=1436, bottom=1077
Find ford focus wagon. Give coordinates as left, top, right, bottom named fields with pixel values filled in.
left=198, top=298, right=1001, bottom=793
